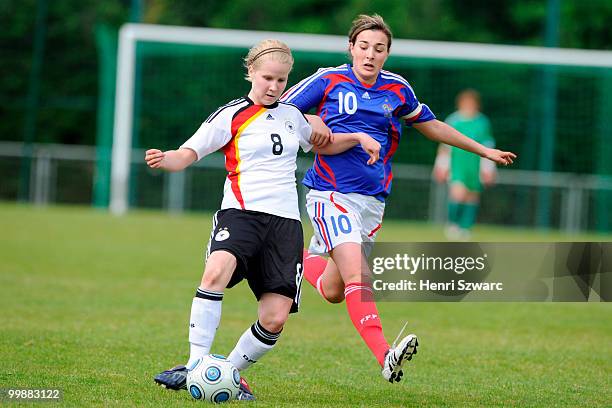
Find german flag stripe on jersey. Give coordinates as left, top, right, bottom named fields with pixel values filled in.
left=223, top=103, right=267, bottom=209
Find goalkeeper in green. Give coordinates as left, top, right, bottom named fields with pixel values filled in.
left=433, top=89, right=496, bottom=240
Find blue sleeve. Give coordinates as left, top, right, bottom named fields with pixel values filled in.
left=412, top=104, right=436, bottom=123
left=280, top=69, right=327, bottom=113
left=396, top=84, right=436, bottom=123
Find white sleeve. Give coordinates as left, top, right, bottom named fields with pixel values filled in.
left=180, top=113, right=232, bottom=161
left=296, top=113, right=313, bottom=153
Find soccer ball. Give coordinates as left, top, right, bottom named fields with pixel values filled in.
left=186, top=354, right=241, bottom=403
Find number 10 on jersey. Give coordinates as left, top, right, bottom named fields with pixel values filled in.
left=338, top=92, right=358, bottom=115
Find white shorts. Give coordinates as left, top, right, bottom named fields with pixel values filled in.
left=306, top=190, right=385, bottom=257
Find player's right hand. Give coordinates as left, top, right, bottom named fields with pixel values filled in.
left=357, top=132, right=381, bottom=165
left=307, top=115, right=333, bottom=148
left=145, top=149, right=165, bottom=169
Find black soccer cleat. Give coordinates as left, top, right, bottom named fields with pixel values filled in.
left=154, top=365, right=188, bottom=390
left=236, top=377, right=256, bottom=401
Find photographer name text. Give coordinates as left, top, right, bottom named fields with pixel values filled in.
left=373, top=279, right=503, bottom=291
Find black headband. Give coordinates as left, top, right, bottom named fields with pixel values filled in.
left=251, top=47, right=290, bottom=63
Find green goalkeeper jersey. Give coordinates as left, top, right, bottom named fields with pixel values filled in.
left=445, top=112, right=495, bottom=192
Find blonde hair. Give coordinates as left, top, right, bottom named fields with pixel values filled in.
left=244, top=39, right=294, bottom=81
left=348, top=14, right=393, bottom=51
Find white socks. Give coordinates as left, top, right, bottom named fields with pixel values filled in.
left=185, top=288, right=282, bottom=372
left=228, top=320, right=281, bottom=371
left=186, top=288, right=223, bottom=367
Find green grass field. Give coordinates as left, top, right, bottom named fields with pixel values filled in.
left=1, top=203, right=610, bottom=407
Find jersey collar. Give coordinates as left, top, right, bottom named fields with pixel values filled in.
left=244, top=95, right=279, bottom=109
left=346, top=64, right=382, bottom=89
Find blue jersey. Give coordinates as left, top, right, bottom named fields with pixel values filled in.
left=280, top=64, right=435, bottom=201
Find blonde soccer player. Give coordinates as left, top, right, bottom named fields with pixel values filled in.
left=145, top=39, right=380, bottom=400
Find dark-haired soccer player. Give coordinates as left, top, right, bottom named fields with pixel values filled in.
left=282, top=14, right=515, bottom=383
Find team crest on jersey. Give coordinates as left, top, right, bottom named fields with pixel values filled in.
left=215, top=227, right=230, bottom=241
left=285, top=120, right=295, bottom=133
left=382, top=102, right=393, bottom=118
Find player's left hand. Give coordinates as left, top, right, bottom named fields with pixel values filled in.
left=484, top=148, right=516, bottom=166
left=145, top=148, right=165, bottom=169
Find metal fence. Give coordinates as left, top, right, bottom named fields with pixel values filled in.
left=1, top=142, right=612, bottom=233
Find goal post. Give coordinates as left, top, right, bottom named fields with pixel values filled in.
left=110, top=23, right=612, bottom=231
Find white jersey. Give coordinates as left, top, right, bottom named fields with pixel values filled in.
left=181, top=96, right=313, bottom=220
